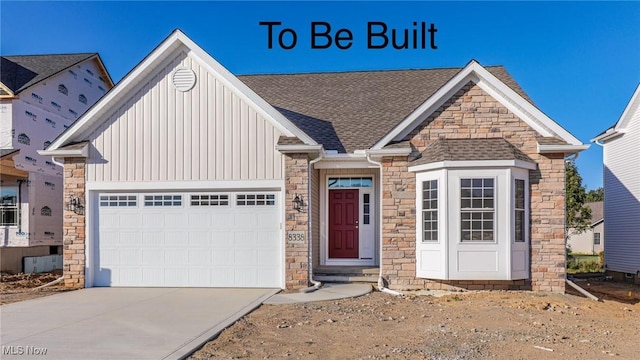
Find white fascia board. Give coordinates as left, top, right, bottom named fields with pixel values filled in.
left=408, top=159, right=537, bottom=172
left=613, top=84, right=640, bottom=132
left=38, top=144, right=88, bottom=158
left=372, top=66, right=477, bottom=149
left=591, top=129, right=624, bottom=143
left=47, top=34, right=184, bottom=150
left=86, top=179, right=285, bottom=191
left=373, top=60, right=584, bottom=149
left=48, top=30, right=316, bottom=151
left=276, top=144, right=324, bottom=153
left=366, top=147, right=412, bottom=157
left=471, top=65, right=582, bottom=146
left=537, top=144, right=590, bottom=154
left=313, top=152, right=377, bottom=169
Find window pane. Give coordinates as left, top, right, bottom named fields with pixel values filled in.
left=421, top=179, right=438, bottom=242
left=0, top=188, right=18, bottom=205
left=460, top=178, right=495, bottom=242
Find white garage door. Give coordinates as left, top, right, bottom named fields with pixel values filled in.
left=94, top=191, right=282, bottom=288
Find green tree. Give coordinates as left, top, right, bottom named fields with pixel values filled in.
left=585, top=187, right=604, bottom=202
left=566, top=160, right=592, bottom=234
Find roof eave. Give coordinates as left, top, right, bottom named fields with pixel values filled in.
left=409, top=159, right=537, bottom=172
left=366, top=147, right=412, bottom=157
left=537, top=144, right=590, bottom=154
left=276, top=144, right=324, bottom=154
left=38, top=143, right=89, bottom=158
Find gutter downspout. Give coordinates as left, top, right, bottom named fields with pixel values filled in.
left=299, top=151, right=325, bottom=293
left=50, top=156, right=64, bottom=168
left=366, top=152, right=403, bottom=296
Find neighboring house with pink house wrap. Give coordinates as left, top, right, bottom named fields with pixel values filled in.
left=41, top=30, right=588, bottom=292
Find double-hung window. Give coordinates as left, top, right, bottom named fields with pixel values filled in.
left=1, top=187, right=19, bottom=226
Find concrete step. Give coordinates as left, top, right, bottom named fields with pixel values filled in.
left=314, top=275, right=378, bottom=283
left=314, top=266, right=379, bottom=275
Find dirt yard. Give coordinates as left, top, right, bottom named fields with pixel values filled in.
left=2, top=274, right=638, bottom=359
left=0, top=270, right=71, bottom=305
left=191, top=279, right=640, bottom=360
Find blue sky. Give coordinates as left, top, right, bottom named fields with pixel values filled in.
left=2, top=1, right=639, bottom=189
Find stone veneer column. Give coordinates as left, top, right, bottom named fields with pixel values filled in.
left=530, top=154, right=566, bottom=292
left=62, top=158, right=86, bottom=289
left=284, top=153, right=310, bottom=289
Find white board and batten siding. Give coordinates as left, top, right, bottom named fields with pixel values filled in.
left=86, top=50, right=285, bottom=183
left=603, top=102, right=640, bottom=275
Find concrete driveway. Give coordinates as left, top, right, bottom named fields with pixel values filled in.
left=0, top=287, right=278, bottom=360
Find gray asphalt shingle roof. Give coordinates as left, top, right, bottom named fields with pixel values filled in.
left=410, top=138, right=534, bottom=166
left=239, top=66, right=532, bottom=153
left=1, top=53, right=97, bottom=94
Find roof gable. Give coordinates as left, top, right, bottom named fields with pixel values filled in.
left=592, top=84, right=640, bottom=142
left=0, top=54, right=112, bottom=94
left=374, top=60, right=584, bottom=149
left=44, top=30, right=316, bottom=154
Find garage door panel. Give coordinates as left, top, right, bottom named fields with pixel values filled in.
left=142, top=213, right=166, bottom=227
left=188, top=213, right=212, bottom=227
left=188, top=268, right=212, bottom=286
left=234, top=231, right=257, bottom=247
left=211, top=268, right=234, bottom=286
left=142, top=249, right=165, bottom=265
left=189, top=249, right=212, bottom=265
left=234, top=249, right=257, bottom=265
left=212, top=250, right=234, bottom=265
left=211, top=232, right=234, bottom=247
left=236, top=212, right=258, bottom=227
left=211, top=213, right=234, bottom=228
left=96, top=191, right=281, bottom=288
left=142, top=267, right=163, bottom=286
left=234, top=269, right=257, bottom=286
left=166, top=249, right=188, bottom=264
left=257, top=249, right=279, bottom=265
left=143, top=232, right=164, bottom=246
left=256, top=231, right=279, bottom=248
left=188, top=231, right=211, bottom=246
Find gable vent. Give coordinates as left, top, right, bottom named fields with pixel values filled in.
left=172, top=68, right=196, bottom=92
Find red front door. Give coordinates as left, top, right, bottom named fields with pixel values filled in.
left=329, top=189, right=359, bottom=258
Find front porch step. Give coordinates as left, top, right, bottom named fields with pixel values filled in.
left=314, top=275, right=378, bottom=283
left=313, top=266, right=379, bottom=283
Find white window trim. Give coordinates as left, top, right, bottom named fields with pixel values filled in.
left=415, top=163, right=530, bottom=281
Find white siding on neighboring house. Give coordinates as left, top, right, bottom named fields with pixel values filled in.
left=603, top=95, right=640, bottom=274
left=567, top=222, right=604, bottom=255
left=85, top=50, right=284, bottom=183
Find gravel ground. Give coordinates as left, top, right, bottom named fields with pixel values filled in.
left=190, top=280, right=639, bottom=359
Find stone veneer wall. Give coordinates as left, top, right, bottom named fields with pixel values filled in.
left=284, top=153, right=310, bottom=289
left=381, top=82, right=566, bottom=293
left=62, top=158, right=86, bottom=289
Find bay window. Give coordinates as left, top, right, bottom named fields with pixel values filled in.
left=412, top=163, right=533, bottom=280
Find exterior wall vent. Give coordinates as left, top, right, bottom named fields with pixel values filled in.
left=172, top=68, right=196, bottom=92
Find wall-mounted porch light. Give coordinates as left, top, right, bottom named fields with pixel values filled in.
left=292, top=194, right=306, bottom=212
left=67, top=195, right=85, bottom=215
